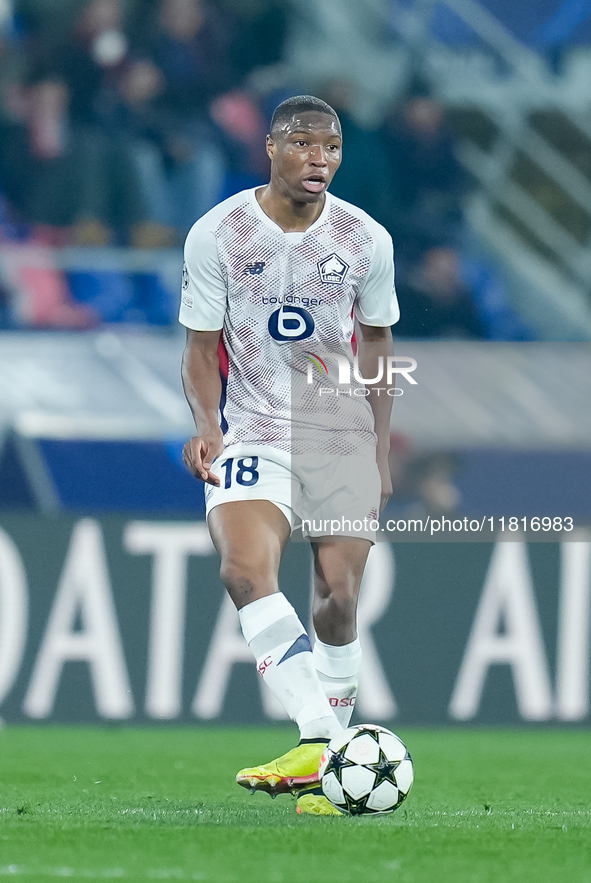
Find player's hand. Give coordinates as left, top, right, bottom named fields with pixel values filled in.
left=182, top=430, right=224, bottom=485
left=377, top=450, right=393, bottom=513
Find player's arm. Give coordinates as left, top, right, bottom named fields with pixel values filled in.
left=354, top=223, right=399, bottom=512
left=179, top=217, right=227, bottom=485
left=181, top=328, right=224, bottom=485
left=356, top=321, right=394, bottom=511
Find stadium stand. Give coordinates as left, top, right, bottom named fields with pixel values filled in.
left=1, top=0, right=591, bottom=520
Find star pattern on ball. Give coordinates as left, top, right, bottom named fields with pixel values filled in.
left=366, top=750, right=400, bottom=788
left=346, top=794, right=370, bottom=814
left=330, top=749, right=357, bottom=777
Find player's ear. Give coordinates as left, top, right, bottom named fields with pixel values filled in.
left=266, top=134, right=275, bottom=160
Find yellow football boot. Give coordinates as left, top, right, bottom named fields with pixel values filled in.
left=236, top=740, right=327, bottom=796
left=296, top=786, right=343, bottom=816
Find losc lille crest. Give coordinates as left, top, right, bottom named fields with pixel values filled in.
left=317, top=253, right=349, bottom=285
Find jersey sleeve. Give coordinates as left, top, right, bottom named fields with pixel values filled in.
left=178, top=220, right=227, bottom=331
left=354, top=224, right=400, bottom=327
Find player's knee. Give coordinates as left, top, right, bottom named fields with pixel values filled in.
left=320, top=571, right=359, bottom=603
left=219, top=556, right=254, bottom=591
left=332, top=591, right=357, bottom=620
left=318, top=581, right=358, bottom=624
left=219, top=554, right=276, bottom=603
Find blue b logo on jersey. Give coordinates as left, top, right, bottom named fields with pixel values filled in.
left=268, top=305, right=315, bottom=341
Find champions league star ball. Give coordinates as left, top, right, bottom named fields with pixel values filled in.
left=319, top=725, right=413, bottom=815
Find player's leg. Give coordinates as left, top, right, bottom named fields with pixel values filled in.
left=296, top=537, right=371, bottom=815
left=298, top=452, right=379, bottom=728
left=208, top=500, right=343, bottom=794
left=311, top=536, right=371, bottom=726
left=208, top=498, right=288, bottom=609
left=312, top=536, right=371, bottom=644
left=209, top=500, right=343, bottom=738
left=290, top=450, right=379, bottom=814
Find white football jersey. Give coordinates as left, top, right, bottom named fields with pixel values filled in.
left=179, top=188, right=399, bottom=455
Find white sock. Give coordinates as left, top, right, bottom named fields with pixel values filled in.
left=313, top=637, right=362, bottom=729
left=238, top=593, right=343, bottom=742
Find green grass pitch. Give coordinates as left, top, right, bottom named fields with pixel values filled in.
left=1, top=726, right=590, bottom=883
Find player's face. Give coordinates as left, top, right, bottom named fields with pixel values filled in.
left=267, top=112, right=342, bottom=203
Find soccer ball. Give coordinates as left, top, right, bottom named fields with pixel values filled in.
left=319, top=724, right=413, bottom=815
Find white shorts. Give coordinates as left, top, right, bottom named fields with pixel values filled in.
left=204, top=444, right=381, bottom=542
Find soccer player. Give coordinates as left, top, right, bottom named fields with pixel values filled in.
left=180, top=95, right=399, bottom=815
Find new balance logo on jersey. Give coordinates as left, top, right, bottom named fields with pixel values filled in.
left=243, top=261, right=266, bottom=275
left=317, top=253, right=349, bottom=284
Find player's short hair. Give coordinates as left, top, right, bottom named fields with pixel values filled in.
left=270, top=95, right=340, bottom=137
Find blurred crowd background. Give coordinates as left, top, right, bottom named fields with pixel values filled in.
left=1, top=0, right=591, bottom=338
left=1, top=0, right=591, bottom=521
